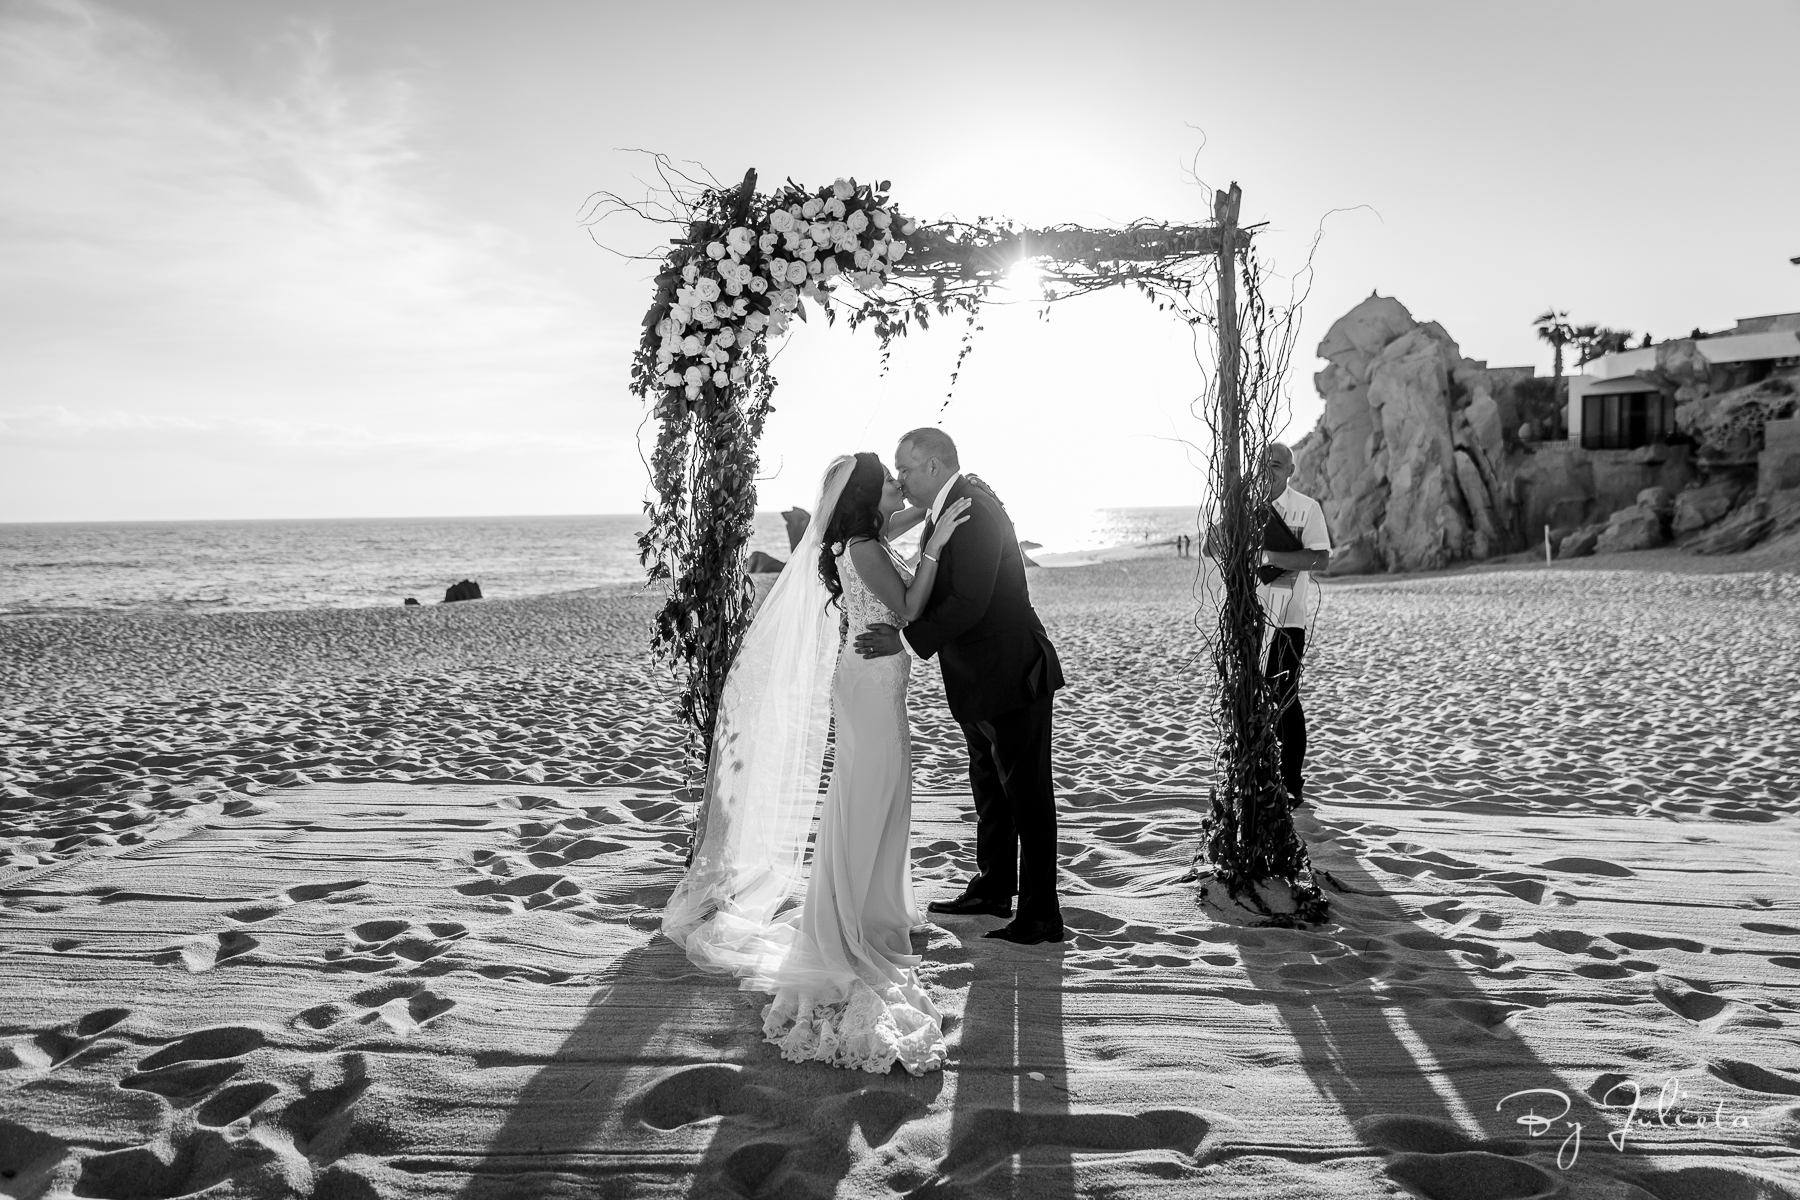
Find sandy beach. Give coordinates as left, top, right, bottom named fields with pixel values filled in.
left=4, top=554, right=1799, bottom=1198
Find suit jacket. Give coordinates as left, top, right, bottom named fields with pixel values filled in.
left=902, top=476, right=1065, bottom=724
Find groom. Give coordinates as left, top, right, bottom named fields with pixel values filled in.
left=854, top=428, right=1066, bottom=945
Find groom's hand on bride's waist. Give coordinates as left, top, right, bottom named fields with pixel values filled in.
left=854, top=623, right=903, bottom=659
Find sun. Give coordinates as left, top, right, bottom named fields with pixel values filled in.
left=1006, top=258, right=1045, bottom=297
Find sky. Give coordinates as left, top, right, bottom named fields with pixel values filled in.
left=3, top=0, right=1796, bottom=531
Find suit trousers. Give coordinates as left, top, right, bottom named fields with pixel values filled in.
left=959, top=693, right=1060, bottom=925
left=1265, top=627, right=1308, bottom=805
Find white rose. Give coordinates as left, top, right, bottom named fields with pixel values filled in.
left=675, top=285, right=697, bottom=308
left=732, top=297, right=749, bottom=315
left=867, top=239, right=885, bottom=260
left=686, top=384, right=701, bottom=401
left=775, top=287, right=798, bottom=310
left=723, top=277, right=743, bottom=297
left=681, top=334, right=702, bottom=355
left=888, top=239, right=907, bottom=261
left=769, top=311, right=790, bottom=335
left=846, top=209, right=869, bottom=234
left=758, top=231, right=779, bottom=254
left=827, top=220, right=847, bottom=241
left=728, top=227, right=753, bottom=255
left=783, top=230, right=802, bottom=252
left=671, top=303, right=693, bottom=326
left=712, top=369, right=728, bottom=387
left=695, top=277, right=721, bottom=303
left=706, top=241, right=725, bottom=259
left=716, top=327, right=735, bottom=349
left=807, top=222, right=829, bottom=244
left=853, top=248, right=871, bottom=269
left=832, top=177, right=855, bottom=201
left=769, top=209, right=795, bottom=233
left=749, top=275, right=768, bottom=294
left=655, top=316, right=675, bottom=339
left=694, top=300, right=715, bottom=323
left=701, top=314, right=720, bottom=329
left=801, top=197, right=823, bottom=219
left=872, top=209, right=892, bottom=231
left=656, top=351, right=673, bottom=371
left=834, top=231, right=859, bottom=253
left=683, top=365, right=703, bottom=386
left=827, top=196, right=848, bottom=219
left=730, top=363, right=746, bottom=383
left=900, top=220, right=917, bottom=236
left=745, top=311, right=768, bottom=331
left=661, top=369, right=682, bottom=386
left=682, top=262, right=700, bottom=284
left=795, top=242, right=816, bottom=263
left=808, top=258, right=825, bottom=278
left=821, top=257, right=840, bottom=279
left=801, top=280, right=823, bottom=301
left=853, top=270, right=879, bottom=290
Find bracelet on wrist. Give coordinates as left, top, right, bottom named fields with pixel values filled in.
left=923, top=552, right=938, bottom=562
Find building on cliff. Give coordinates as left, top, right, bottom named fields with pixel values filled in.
left=1292, top=296, right=1800, bottom=574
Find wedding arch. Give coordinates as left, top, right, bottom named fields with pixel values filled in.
left=588, top=160, right=1326, bottom=922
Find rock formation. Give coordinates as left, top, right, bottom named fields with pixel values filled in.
left=745, top=551, right=786, bottom=574
left=782, top=508, right=811, bottom=552
left=444, top=580, right=483, bottom=603
left=1294, top=294, right=1520, bottom=573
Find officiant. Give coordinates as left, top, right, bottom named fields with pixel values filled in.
left=1206, top=442, right=1332, bottom=809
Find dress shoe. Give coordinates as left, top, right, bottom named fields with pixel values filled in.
left=983, top=920, right=1065, bottom=945
left=926, top=894, right=1011, bottom=918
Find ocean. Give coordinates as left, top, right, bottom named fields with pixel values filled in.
left=0, top=507, right=1202, bottom=616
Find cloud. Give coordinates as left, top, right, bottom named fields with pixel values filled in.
left=0, top=0, right=604, bottom=423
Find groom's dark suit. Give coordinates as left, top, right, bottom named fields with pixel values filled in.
left=903, top=476, right=1065, bottom=927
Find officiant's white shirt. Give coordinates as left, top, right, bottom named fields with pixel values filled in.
left=1259, top=484, right=1331, bottom=629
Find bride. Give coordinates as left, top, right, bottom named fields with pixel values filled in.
left=661, top=452, right=971, bottom=1076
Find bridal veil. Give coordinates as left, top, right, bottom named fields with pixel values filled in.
left=660, top=455, right=853, bottom=974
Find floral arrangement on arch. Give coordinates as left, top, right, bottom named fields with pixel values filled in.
left=636, top=176, right=918, bottom=421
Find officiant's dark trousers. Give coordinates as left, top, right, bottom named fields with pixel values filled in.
left=1266, top=627, right=1307, bottom=806
left=960, top=694, right=1061, bottom=925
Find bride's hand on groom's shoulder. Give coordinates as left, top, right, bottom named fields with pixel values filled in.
left=854, top=623, right=903, bottom=659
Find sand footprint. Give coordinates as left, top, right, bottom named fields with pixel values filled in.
left=170, top=930, right=259, bottom=973
left=346, top=981, right=456, bottom=1036
left=629, top=1063, right=776, bottom=1131
left=285, top=879, right=369, bottom=904
left=324, top=918, right=469, bottom=974
left=923, top=1107, right=1209, bottom=1189
left=0, top=1006, right=131, bottom=1075
left=456, top=871, right=584, bottom=911
left=119, top=1027, right=265, bottom=1106
left=71, top=1127, right=274, bottom=1200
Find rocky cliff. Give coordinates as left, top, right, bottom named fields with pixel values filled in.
left=1293, top=295, right=1800, bottom=573
left=1293, top=294, right=1519, bottom=573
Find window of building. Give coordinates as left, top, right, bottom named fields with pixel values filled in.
left=1581, top=391, right=1675, bottom=450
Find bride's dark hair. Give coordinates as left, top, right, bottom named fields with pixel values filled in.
left=818, top=452, right=886, bottom=607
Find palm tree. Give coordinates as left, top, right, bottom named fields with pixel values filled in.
left=1571, top=324, right=1635, bottom=368
left=1533, top=309, right=1574, bottom=385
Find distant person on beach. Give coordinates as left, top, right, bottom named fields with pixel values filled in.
left=855, top=428, right=1068, bottom=947
left=662, top=452, right=969, bottom=1075
left=1207, top=442, right=1331, bottom=809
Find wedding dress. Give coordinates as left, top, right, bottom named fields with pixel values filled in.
left=662, top=458, right=946, bottom=1076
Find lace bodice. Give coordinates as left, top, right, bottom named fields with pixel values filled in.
left=839, top=540, right=910, bottom=637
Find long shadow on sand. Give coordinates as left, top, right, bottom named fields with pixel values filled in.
left=451, top=925, right=952, bottom=1200
left=1226, top=812, right=1793, bottom=1198
left=921, top=929, right=1075, bottom=1199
